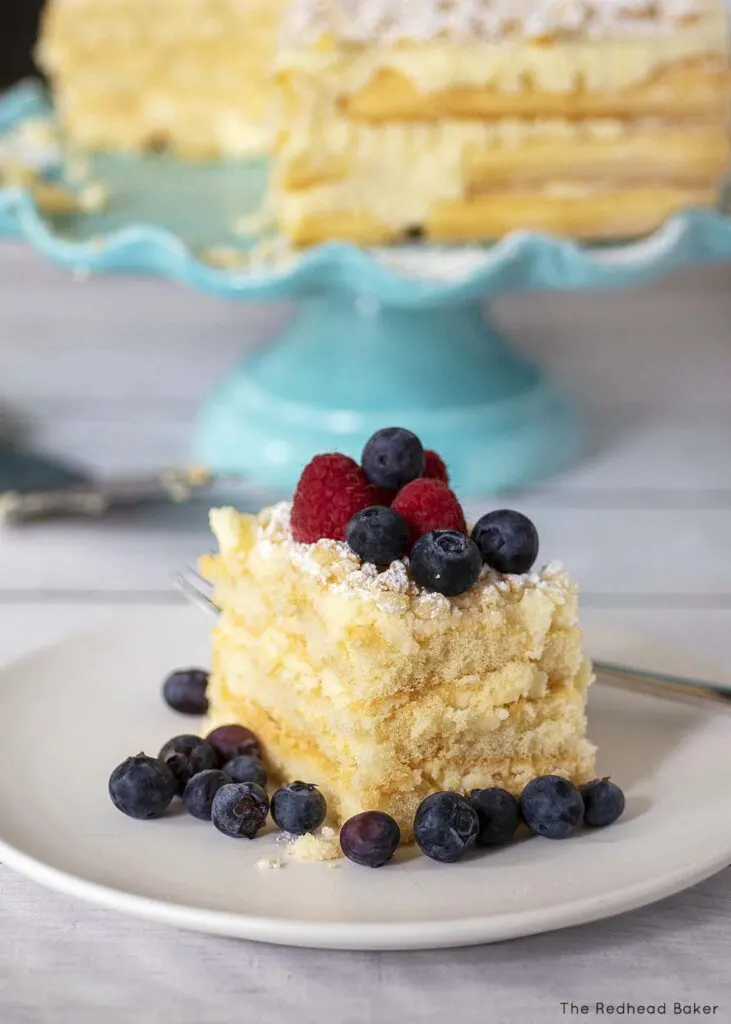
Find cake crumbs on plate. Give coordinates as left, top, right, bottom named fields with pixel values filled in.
left=283, top=826, right=343, bottom=862
left=256, top=857, right=285, bottom=872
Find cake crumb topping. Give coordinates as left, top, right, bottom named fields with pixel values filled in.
left=255, top=502, right=574, bottom=616
left=285, top=0, right=704, bottom=45
left=256, top=857, right=285, bottom=871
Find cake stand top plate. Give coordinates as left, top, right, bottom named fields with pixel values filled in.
left=2, top=80, right=731, bottom=307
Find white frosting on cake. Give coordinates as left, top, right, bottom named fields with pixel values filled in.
left=285, top=0, right=707, bottom=43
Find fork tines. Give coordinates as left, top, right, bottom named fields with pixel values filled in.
left=174, top=566, right=220, bottom=619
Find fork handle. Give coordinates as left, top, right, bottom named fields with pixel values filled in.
left=595, top=660, right=731, bottom=709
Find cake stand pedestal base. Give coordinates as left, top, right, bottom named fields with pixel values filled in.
left=194, top=293, right=582, bottom=494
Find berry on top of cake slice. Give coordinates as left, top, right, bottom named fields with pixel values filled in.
left=200, top=428, right=596, bottom=839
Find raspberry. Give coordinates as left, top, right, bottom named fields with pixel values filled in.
left=370, top=486, right=397, bottom=507
left=391, top=479, right=466, bottom=547
left=291, top=454, right=378, bottom=544
left=423, top=450, right=449, bottom=485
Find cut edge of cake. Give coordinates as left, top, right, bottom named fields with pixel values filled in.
left=271, top=0, right=730, bottom=245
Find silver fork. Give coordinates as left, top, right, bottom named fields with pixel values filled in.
left=174, top=566, right=219, bottom=620
left=174, top=565, right=731, bottom=710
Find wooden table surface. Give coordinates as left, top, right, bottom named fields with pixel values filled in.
left=0, top=241, right=730, bottom=1023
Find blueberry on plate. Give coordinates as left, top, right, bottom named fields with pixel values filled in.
left=158, top=734, right=217, bottom=795
left=162, top=668, right=209, bottom=716
left=108, top=754, right=176, bottom=820
left=270, top=782, right=327, bottom=835
left=414, top=792, right=479, bottom=863
left=183, top=769, right=230, bottom=821
left=224, top=755, right=268, bottom=788
left=206, top=724, right=261, bottom=765
left=340, top=811, right=401, bottom=868
left=471, top=510, right=539, bottom=575
left=520, top=775, right=584, bottom=840
left=410, top=530, right=482, bottom=597
left=580, top=778, right=626, bottom=828
left=469, top=788, right=521, bottom=847
left=361, top=427, right=425, bottom=491
left=211, top=782, right=270, bottom=839
left=346, top=506, right=409, bottom=565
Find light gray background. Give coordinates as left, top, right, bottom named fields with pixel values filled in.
left=1, top=243, right=729, bottom=1023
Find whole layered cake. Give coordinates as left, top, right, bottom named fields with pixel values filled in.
left=272, top=0, right=731, bottom=244
left=38, top=0, right=287, bottom=158
left=200, top=431, right=596, bottom=838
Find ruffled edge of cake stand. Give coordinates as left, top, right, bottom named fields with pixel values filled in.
left=1, top=82, right=731, bottom=307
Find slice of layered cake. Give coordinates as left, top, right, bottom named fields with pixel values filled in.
left=272, top=0, right=730, bottom=244
left=201, top=431, right=595, bottom=838
left=38, top=0, right=287, bottom=158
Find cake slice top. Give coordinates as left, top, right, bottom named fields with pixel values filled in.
left=284, top=0, right=720, bottom=44
left=203, top=433, right=584, bottom=664
left=204, top=501, right=577, bottom=625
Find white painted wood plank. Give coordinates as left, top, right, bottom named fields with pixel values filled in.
left=0, top=243, right=286, bottom=346
left=0, top=308, right=291, bottom=400
left=581, top=607, right=731, bottom=684
left=523, top=414, right=731, bottom=497
left=497, top=265, right=731, bottom=409
left=0, top=504, right=728, bottom=597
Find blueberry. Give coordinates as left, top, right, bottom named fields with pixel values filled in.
left=211, top=782, right=270, bottom=839
left=158, top=734, right=217, bottom=795
left=270, top=782, right=327, bottom=835
left=580, top=778, right=626, bottom=828
left=410, top=530, right=482, bottom=597
left=471, top=510, right=539, bottom=575
left=183, top=769, right=230, bottom=821
left=414, top=792, right=479, bottom=863
left=469, top=788, right=521, bottom=847
left=520, top=775, right=584, bottom=840
left=340, top=811, right=401, bottom=868
left=224, top=755, right=268, bottom=788
left=361, top=427, right=425, bottom=490
left=108, top=754, right=176, bottom=820
left=346, top=506, right=409, bottom=565
left=162, top=668, right=209, bottom=715
left=206, top=724, right=261, bottom=766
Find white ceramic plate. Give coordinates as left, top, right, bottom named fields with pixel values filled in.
left=1, top=607, right=730, bottom=951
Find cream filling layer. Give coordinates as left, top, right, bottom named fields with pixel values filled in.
left=208, top=654, right=592, bottom=786
left=212, top=633, right=586, bottom=735
left=212, top=592, right=579, bottom=704
left=276, top=5, right=727, bottom=95
left=204, top=671, right=593, bottom=798
left=275, top=124, right=727, bottom=232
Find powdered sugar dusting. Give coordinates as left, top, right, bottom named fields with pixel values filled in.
left=284, top=0, right=704, bottom=44
left=254, top=502, right=575, bottom=615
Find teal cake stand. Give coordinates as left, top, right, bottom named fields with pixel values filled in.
left=3, top=81, right=731, bottom=494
